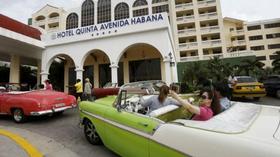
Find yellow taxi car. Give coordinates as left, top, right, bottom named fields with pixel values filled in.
left=232, top=76, right=266, bottom=100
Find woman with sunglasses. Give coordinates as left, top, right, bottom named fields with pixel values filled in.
left=170, top=88, right=221, bottom=121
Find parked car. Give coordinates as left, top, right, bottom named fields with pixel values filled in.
left=79, top=81, right=280, bottom=157
left=0, top=90, right=77, bottom=123
left=232, top=76, right=266, bottom=100
left=92, top=82, right=119, bottom=99
left=263, top=75, right=280, bottom=98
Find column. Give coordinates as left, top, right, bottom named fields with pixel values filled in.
left=171, top=64, right=178, bottom=83
left=37, top=60, right=41, bottom=85
left=163, top=59, right=172, bottom=85
left=64, top=62, right=70, bottom=93
left=9, top=55, right=20, bottom=83
left=41, top=72, right=49, bottom=84
left=75, top=68, right=84, bottom=84
left=123, top=60, right=129, bottom=84
left=110, top=63, right=119, bottom=85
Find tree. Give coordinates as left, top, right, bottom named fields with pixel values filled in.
left=240, top=59, right=265, bottom=76
left=272, top=51, right=280, bottom=74
left=182, top=61, right=208, bottom=91
left=207, top=56, right=230, bottom=82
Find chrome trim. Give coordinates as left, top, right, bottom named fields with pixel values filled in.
left=0, top=112, right=8, bottom=115
left=80, top=110, right=189, bottom=156
left=81, top=110, right=153, bottom=138
left=30, top=105, right=74, bottom=116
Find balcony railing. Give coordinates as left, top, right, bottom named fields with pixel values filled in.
left=225, top=50, right=255, bottom=58
left=202, top=53, right=223, bottom=60
left=48, top=17, right=59, bottom=23
left=202, top=39, right=222, bottom=46
left=232, top=40, right=246, bottom=46
left=179, top=42, right=198, bottom=50
left=34, top=19, right=46, bottom=25
left=177, top=15, right=195, bottom=22
left=175, top=2, right=193, bottom=10
left=180, top=56, right=200, bottom=62
left=198, top=0, right=216, bottom=6
left=231, top=29, right=245, bottom=36
left=200, top=26, right=220, bottom=33
left=178, top=28, right=196, bottom=36
left=199, top=12, right=218, bottom=20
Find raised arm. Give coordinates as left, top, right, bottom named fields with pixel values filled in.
left=170, top=90, right=200, bottom=115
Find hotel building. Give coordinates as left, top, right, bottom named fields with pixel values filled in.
left=1, top=0, right=279, bottom=92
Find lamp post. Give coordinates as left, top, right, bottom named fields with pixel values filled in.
left=168, top=52, right=175, bottom=67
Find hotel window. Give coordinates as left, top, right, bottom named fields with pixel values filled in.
left=266, top=33, right=280, bottom=39
left=133, top=0, right=149, bottom=17
left=66, top=13, right=79, bottom=30
left=249, top=35, right=263, bottom=41
left=247, top=25, right=261, bottom=31
left=97, top=0, right=111, bottom=24
left=264, top=22, right=280, bottom=29
left=152, top=0, right=168, bottom=3
left=115, top=2, right=129, bottom=20
left=268, top=44, right=280, bottom=49
left=251, top=46, right=265, bottom=51
left=152, top=5, right=169, bottom=14
left=81, top=0, right=95, bottom=27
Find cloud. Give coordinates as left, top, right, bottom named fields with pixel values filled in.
left=220, top=0, right=280, bottom=21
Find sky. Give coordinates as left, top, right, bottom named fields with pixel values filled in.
left=0, top=0, right=280, bottom=24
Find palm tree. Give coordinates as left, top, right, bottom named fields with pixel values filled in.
left=207, top=56, right=229, bottom=82
left=240, top=59, right=265, bottom=76
left=182, top=61, right=208, bottom=90
left=272, top=51, right=280, bottom=73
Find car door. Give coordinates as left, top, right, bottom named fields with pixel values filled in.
left=104, top=107, right=160, bottom=157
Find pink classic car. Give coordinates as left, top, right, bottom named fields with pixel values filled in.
left=0, top=89, right=77, bottom=123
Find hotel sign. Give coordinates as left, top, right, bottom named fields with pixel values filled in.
left=52, top=13, right=164, bottom=40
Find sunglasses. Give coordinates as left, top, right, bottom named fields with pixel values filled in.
left=201, top=95, right=208, bottom=100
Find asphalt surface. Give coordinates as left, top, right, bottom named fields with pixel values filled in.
left=0, top=96, right=279, bottom=157
left=0, top=108, right=118, bottom=157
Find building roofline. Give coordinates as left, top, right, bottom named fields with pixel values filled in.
left=246, top=18, right=280, bottom=26
left=0, top=14, right=42, bottom=40
left=33, top=4, right=63, bottom=15
left=223, top=17, right=245, bottom=23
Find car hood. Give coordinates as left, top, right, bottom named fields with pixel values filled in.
left=93, top=96, right=117, bottom=107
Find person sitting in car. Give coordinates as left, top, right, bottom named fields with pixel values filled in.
left=170, top=88, right=221, bottom=121
left=142, top=85, right=180, bottom=114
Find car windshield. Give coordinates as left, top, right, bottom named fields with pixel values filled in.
left=120, top=80, right=166, bottom=95
left=236, top=77, right=257, bottom=83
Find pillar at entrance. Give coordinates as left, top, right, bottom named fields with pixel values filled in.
left=41, top=72, right=49, bottom=84
left=9, top=55, right=20, bottom=83
left=75, top=68, right=84, bottom=83
left=110, top=63, right=119, bottom=85
left=163, top=59, right=172, bottom=85
left=171, top=64, right=178, bottom=83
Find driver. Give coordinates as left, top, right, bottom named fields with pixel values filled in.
left=142, top=85, right=180, bottom=114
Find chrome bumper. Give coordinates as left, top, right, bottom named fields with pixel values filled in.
left=30, top=104, right=77, bottom=116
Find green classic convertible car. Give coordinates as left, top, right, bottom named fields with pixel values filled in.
left=79, top=81, right=280, bottom=157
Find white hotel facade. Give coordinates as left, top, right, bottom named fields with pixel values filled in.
left=6, top=0, right=279, bottom=92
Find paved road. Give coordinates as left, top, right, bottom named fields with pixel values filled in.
left=0, top=96, right=279, bottom=157
left=0, top=108, right=118, bottom=157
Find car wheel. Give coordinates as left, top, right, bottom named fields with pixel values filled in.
left=84, top=120, right=102, bottom=145
left=12, top=109, right=26, bottom=123
left=276, top=90, right=280, bottom=98
left=253, top=97, right=260, bottom=101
